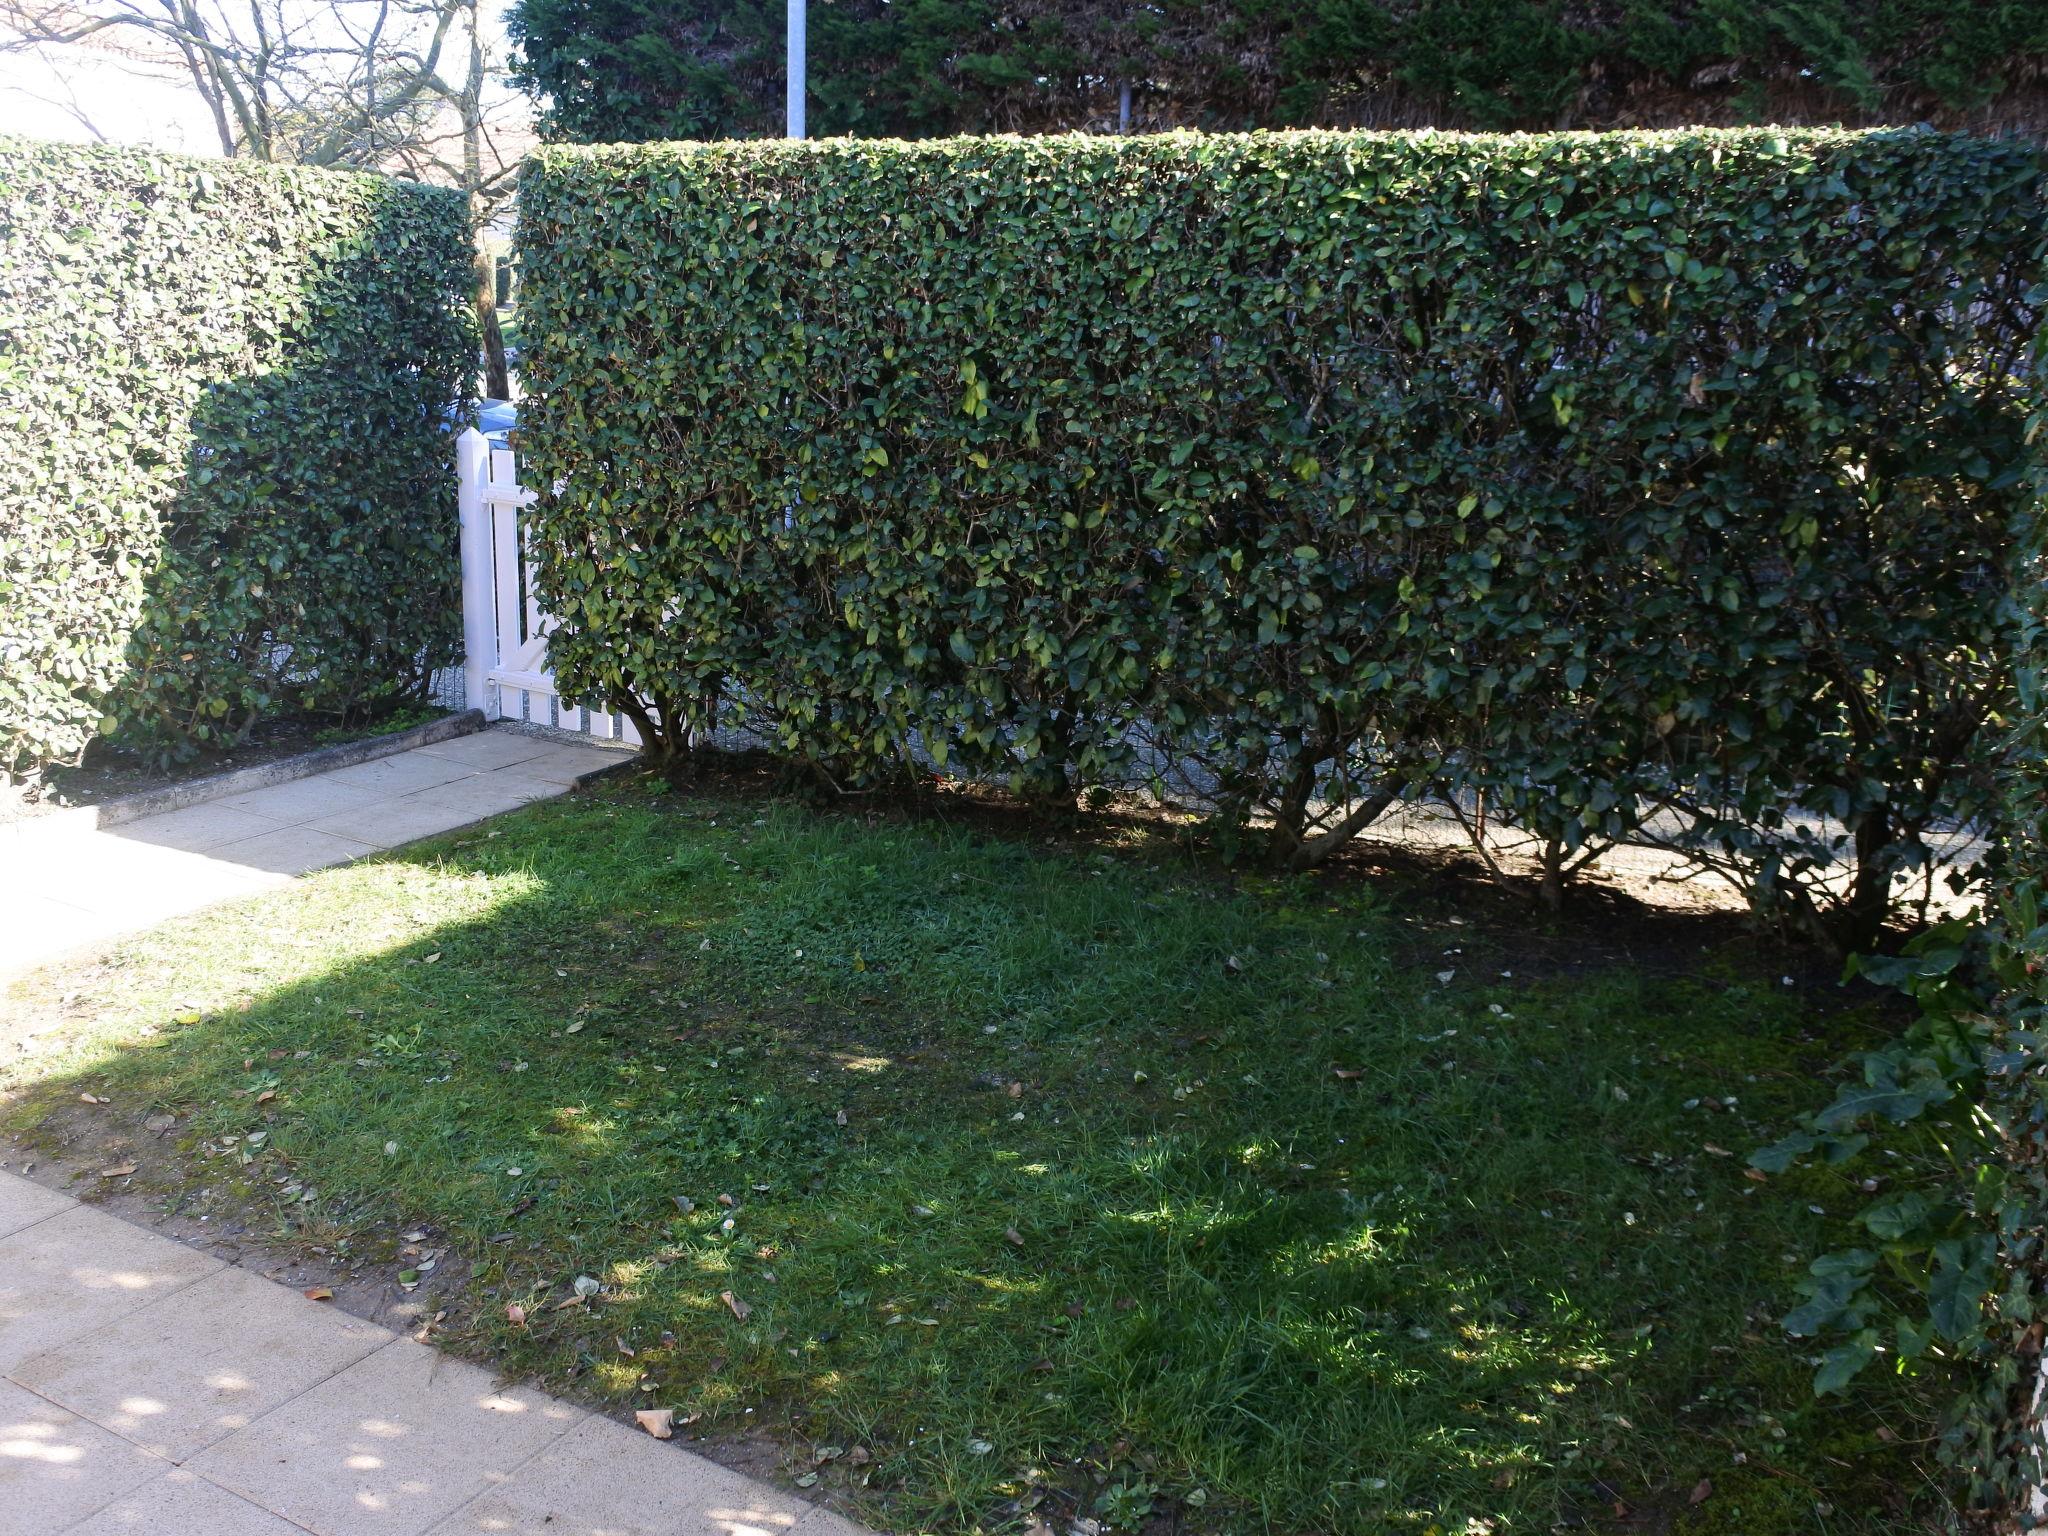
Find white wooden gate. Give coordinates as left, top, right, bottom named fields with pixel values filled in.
left=455, top=427, right=642, bottom=745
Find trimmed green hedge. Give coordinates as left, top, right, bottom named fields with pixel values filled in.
left=518, top=128, right=2045, bottom=951
left=0, top=138, right=476, bottom=779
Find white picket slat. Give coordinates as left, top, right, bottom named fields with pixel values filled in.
left=455, top=427, right=649, bottom=749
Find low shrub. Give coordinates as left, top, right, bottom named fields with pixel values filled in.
left=517, top=128, right=2045, bottom=952
left=0, top=137, right=476, bottom=780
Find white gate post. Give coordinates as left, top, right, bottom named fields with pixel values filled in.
left=456, top=428, right=497, bottom=720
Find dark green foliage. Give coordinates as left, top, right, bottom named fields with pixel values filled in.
left=517, top=128, right=2043, bottom=951
left=1751, top=898, right=2045, bottom=1512
left=1750, top=299, right=2048, bottom=1516
left=1962, top=276, right=2048, bottom=1515
left=0, top=138, right=476, bottom=779
left=508, top=0, right=2048, bottom=146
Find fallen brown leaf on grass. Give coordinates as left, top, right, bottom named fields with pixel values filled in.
left=635, top=1408, right=674, bottom=1439
left=303, top=1287, right=333, bottom=1301
left=1332, top=1067, right=1362, bottom=1080
left=505, top=1303, right=527, bottom=1327
left=721, top=1290, right=751, bottom=1321
left=99, top=1163, right=136, bottom=1178
left=1689, top=1478, right=1712, bottom=1505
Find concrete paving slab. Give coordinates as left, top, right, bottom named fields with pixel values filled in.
left=0, top=1377, right=166, bottom=1536
left=791, top=1508, right=875, bottom=1536
left=2, top=725, right=622, bottom=984
left=0, top=896, right=114, bottom=984
left=25, top=840, right=269, bottom=923
left=0, top=1206, right=222, bottom=1373
left=305, top=794, right=504, bottom=852
left=408, top=775, right=562, bottom=819
left=214, top=776, right=385, bottom=822
left=509, top=743, right=634, bottom=785
left=414, top=733, right=557, bottom=771
left=319, top=752, right=480, bottom=797
left=112, top=803, right=286, bottom=855
left=0, top=1173, right=73, bottom=1240
left=189, top=1340, right=584, bottom=1536
left=13, top=1265, right=392, bottom=1461
left=423, top=1414, right=809, bottom=1536
left=60, top=1466, right=307, bottom=1535
left=204, top=826, right=380, bottom=877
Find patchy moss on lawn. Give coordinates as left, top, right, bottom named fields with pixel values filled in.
left=0, top=775, right=1951, bottom=1535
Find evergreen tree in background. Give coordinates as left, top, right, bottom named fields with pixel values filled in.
left=508, top=0, right=2048, bottom=144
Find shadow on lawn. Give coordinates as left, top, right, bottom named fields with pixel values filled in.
left=0, top=788, right=1942, bottom=1536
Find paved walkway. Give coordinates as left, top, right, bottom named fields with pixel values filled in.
left=1, top=727, right=869, bottom=1535
left=0, top=1169, right=862, bottom=1536
left=1, top=727, right=630, bottom=981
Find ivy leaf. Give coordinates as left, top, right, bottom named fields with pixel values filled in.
left=1812, top=1334, right=1877, bottom=1395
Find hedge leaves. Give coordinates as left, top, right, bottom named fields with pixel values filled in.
left=518, top=128, right=2044, bottom=949
left=0, top=138, right=475, bottom=779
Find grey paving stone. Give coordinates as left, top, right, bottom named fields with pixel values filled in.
left=0, top=1206, right=221, bottom=1373
left=424, top=1414, right=809, bottom=1536
left=508, top=744, right=635, bottom=785
left=204, top=826, right=379, bottom=877
left=60, top=1467, right=306, bottom=1535
left=406, top=776, right=563, bottom=821
left=414, top=731, right=557, bottom=771
left=111, top=803, right=285, bottom=855
left=23, top=839, right=277, bottom=924
left=304, top=794, right=503, bottom=852
left=0, top=1170, right=72, bottom=1240
left=791, top=1508, right=875, bottom=1536
left=189, top=1340, right=583, bottom=1536
left=319, top=752, right=479, bottom=797
left=13, top=1265, right=392, bottom=1461
left=215, top=776, right=384, bottom=822
left=0, top=1378, right=165, bottom=1536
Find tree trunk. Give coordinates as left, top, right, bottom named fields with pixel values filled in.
left=1831, top=807, right=1895, bottom=957
left=455, top=0, right=509, bottom=401
left=1538, top=835, right=1566, bottom=912
left=475, top=244, right=509, bottom=400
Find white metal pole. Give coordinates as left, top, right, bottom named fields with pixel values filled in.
left=786, top=0, right=806, bottom=139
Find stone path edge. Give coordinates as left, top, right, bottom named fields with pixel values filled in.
left=0, top=1164, right=871, bottom=1536
left=8, top=710, right=488, bottom=848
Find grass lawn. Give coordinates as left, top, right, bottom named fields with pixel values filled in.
left=0, top=773, right=1950, bottom=1535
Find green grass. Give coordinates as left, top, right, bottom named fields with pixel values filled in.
left=0, top=776, right=1950, bottom=1535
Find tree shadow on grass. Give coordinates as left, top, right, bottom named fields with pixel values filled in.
left=0, top=785, right=1947, bottom=1536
